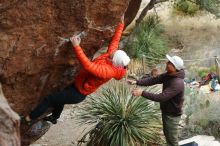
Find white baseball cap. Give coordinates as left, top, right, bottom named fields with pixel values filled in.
left=166, top=54, right=184, bottom=70
left=112, top=50, right=130, bottom=67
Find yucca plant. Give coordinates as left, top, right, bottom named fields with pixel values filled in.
left=124, top=15, right=168, bottom=67
left=77, top=81, right=164, bottom=146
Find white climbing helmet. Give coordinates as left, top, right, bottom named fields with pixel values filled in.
left=112, top=50, right=130, bottom=67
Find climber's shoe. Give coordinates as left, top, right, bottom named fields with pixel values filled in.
left=43, top=115, right=57, bottom=124
left=27, top=120, right=51, bottom=136
left=20, top=116, right=34, bottom=126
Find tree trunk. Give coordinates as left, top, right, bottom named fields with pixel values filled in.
left=136, top=0, right=169, bottom=25
left=125, top=0, right=142, bottom=26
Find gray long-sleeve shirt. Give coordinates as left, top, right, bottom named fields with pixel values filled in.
left=137, top=70, right=185, bottom=116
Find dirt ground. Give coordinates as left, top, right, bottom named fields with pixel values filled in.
left=31, top=105, right=90, bottom=146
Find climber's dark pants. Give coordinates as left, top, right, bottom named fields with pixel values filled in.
left=29, top=84, right=86, bottom=120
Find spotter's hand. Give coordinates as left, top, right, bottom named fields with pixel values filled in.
left=132, top=88, right=143, bottom=96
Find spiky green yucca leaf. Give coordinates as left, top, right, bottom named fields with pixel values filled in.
left=125, top=15, right=168, bottom=67
left=77, top=81, right=164, bottom=146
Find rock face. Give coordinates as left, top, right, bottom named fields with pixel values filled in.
left=0, top=0, right=128, bottom=115
left=0, top=83, right=20, bottom=146
left=0, top=0, right=141, bottom=145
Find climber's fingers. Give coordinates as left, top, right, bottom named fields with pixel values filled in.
left=120, top=14, right=124, bottom=23
left=70, top=36, right=81, bottom=47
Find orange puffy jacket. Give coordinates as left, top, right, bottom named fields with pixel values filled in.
left=73, top=23, right=126, bottom=95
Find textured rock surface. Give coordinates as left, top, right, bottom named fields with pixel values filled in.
left=0, top=83, right=20, bottom=146
left=0, top=0, right=141, bottom=145
left=0, top=0, right=128, bottom=115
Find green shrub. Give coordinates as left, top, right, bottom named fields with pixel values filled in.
left=183, top=87, right=220, bottom=138
left=77, top=81, right=164, bottom=146
left=188, top=2, right=200, bottom=15
left=197, top=66, right=216, bottom=79
left=124, top=15, right=168, bottom=67
left=173, top=0, right=200, bottom=16
left=198, top=69, right=209, bottom=79
left=173, top=0, right=220, bottom=17
left=196, top=0, right=220, bottom=18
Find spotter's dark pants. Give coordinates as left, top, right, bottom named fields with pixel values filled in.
left=162, top=113, right=181, bottom=146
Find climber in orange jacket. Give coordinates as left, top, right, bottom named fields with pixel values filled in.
left=22, top=15, right=130, bottom=124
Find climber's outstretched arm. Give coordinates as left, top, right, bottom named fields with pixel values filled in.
left=107, top=14, right=125, bottom=55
